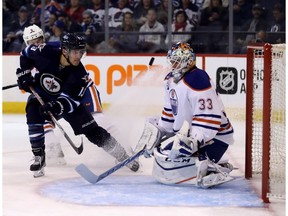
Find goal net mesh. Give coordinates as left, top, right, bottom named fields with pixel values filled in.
left=248, top=44, right=285, bottom=200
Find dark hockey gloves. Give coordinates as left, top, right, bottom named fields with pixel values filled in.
left=16, top=68, right=34, bottom=93
left=39, top=101, right=64, bottom=119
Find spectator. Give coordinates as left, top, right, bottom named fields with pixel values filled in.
left=44, top=13, right=58, bottom=40
left=133, top=0, right=156, bottom=28
left=3, top=0, right=15, bottom=37
left=137, top=8, right=165, bottom=53
left=4, top=0, right=27, bottom=15
left=254, top=30, right=267, bottom=43
left=165, top=10, right=193, bottom=45
left=64, top=0, right=85, bottom=24
left=174, top=0, right=203, bottom=29
left=109, top=0, right=134, bottom=29
left=267, top=3, right=285, bottom=44
left=235, top=3, right=267, bottom=54
left=200, top=0, right=228, bottom=29
left=3, top=6, right=31, bottom=52
left=156, top=0, right=174, bottom=28
left=32, top=0, right=63, bottom=27
left=110, top=11, right=139, bottom=53
left=81, top=9, right=104, bottom=53
left=89, top=0, right=105, bottom=27
left=233, top=0, right=253, bottom=27
left=58, top=12, right=83, bottom=33
left=202, top=0, right=228, bottom=8
left=47, top=20, right=66, bottom=43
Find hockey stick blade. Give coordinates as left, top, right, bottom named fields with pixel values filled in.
left=75, top=145, right=146, bottom=184
left=2, top=83, right=18, bottom=90
left=29, top=86, right=84, bottom=154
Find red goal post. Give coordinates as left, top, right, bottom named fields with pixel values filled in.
left=245, top=43, right=286, bottom=203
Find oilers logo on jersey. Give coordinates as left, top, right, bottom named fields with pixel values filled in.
left=40, top=73, right=62, bottom=95
left=169, top=89, right=178, bottom=115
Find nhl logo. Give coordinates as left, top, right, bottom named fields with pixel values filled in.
left=216, top=67, right=237, bottom=94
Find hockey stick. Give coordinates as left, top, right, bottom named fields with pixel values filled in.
left=2, top=83, right=18, bottom=90
left=75, top=145, right=147, bottom=184
left=149, top=57, right=155, bottom=66
left=29, top=86, right=84, bottom=154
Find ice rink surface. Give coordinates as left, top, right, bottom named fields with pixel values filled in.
left=2, top=110, right=285, bottom=216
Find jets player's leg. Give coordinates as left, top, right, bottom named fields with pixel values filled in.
left=64, top=104, right=139, bottom=172
left=26, top=96, right=46, bottom=177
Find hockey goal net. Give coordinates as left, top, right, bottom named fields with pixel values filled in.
left=245, top=43, right=286, bottom=203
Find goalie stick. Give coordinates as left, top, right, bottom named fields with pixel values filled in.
left=75, top=122, right=173, bottom=184
left=29, top=86, right=84, bottom=155
left=75, top=145, right=147, bottom=184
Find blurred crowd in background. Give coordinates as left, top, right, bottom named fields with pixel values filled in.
left=3, top=0, right=286, bottom=54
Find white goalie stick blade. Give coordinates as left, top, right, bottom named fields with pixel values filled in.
left=75, top=145, right=146, bottom=184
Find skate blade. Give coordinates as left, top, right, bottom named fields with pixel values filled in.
left=33, top=168, right=45, bottom=178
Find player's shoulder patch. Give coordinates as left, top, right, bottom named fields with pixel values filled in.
left=183, top=68, right=211, bottom=90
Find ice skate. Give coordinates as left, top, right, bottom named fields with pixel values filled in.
left=30, top=147, right=46, bottom=178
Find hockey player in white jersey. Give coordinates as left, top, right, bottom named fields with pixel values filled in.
left=136, top=42, right=234, bottom=188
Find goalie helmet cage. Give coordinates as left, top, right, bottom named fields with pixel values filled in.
left=245, top=43, right=286, bottom=203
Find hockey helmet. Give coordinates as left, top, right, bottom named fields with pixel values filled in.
left=61, top=33, right=86, bottom=50
left=167, top=42, right=196, bottom=82
left=23, top=24, right=44, bottom=46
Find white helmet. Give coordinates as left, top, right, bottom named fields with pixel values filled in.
left=23, top=24, right=44, bottom=46
left=167, top=42, right=196, bottom=82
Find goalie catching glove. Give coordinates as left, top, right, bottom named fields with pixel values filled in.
left=163, top=120, right=204, bottom=160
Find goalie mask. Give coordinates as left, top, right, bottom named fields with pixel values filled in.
left=23, top=24, right=44, bottom=46
left=167, top=42, right=196, bottom=82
